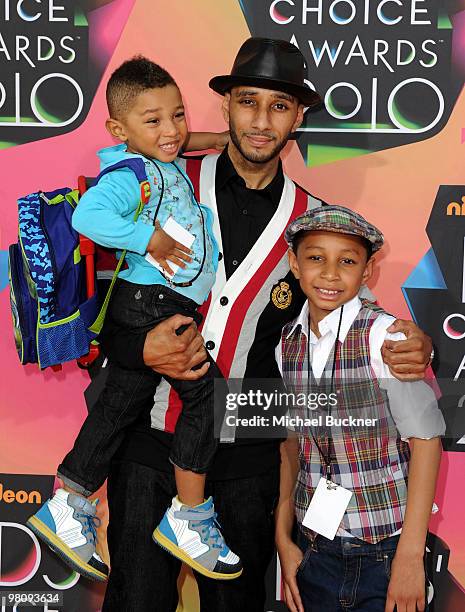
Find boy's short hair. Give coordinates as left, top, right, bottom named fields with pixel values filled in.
left=291, top=229, right=373, bottom=260
left=106, top=56, right=177, bottom=119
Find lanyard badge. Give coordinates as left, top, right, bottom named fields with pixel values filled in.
left=302, top=477, right=353, bottom=540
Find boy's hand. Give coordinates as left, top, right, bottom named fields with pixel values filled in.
left=385, top=552, right=426, bottom=612
left=276, top=539, right=304, bottom=612
left=382, top=319, right=432, bottom=381
left=147, top=221, right=192, bottom=276
left=214, top=131, right=229, bottom=151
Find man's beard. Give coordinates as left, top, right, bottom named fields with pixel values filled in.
left=229, top=119, right=290, bottom=164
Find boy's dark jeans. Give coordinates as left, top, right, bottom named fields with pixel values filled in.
left=58, top=280, right=221, bottom=496
left=296, top=528, right=429, bottom=611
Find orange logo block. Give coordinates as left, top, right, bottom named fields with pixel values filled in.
left=0, top=482, right=42, bottom=504
left=446, top=196, right=465, bottom=216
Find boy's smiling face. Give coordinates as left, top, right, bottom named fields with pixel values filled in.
left=106, top=84, right=188, bottom=162
left=288, top=230, right=374, bottom=324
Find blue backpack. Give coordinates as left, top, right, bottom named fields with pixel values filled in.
left=8, top=158, right=151, bottom=369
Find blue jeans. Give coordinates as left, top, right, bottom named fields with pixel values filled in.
left=58, top=280, right=222, bottom=496
left=296, top=528, right=428, bottom=612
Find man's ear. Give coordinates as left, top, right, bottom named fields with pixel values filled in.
left=221, top=93, right=231, bottom=125
left=288, top=248, right=300, bottom=280
left=291, top=103, right=305, bottom=133
left=362, top=257, right=374, bottom=284
left=106, top=117, right=127, bottom=142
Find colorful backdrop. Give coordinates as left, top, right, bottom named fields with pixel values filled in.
left=1, top=1, right=465, bottom=610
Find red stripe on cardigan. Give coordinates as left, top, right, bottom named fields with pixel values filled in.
left=185, top=157, right=201, bottom=201
left=164, top=158, right=205, bottom=432
left=215, top=185, right=308, bottom=377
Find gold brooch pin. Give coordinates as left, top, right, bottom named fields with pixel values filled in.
left=271, top=281, right=292, bottom=309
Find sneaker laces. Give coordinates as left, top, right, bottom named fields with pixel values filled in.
left=174, top=506, right=224, bottom=550
left=76, top=510, right=101, bottom=543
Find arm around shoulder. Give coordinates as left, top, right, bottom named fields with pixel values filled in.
left=382, top=318, right=433, bottom=381
left=183, top=131, right=229, bottom=152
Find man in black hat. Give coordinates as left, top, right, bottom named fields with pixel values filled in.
left=101, top=38, right=432, bottom=611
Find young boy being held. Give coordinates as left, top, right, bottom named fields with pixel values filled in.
left=275, top=206, right=445, bottom=612
left=27, top=57, right=242, bottom=582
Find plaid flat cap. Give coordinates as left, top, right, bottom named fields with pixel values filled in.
left=284, top=205, right=384, bottom=253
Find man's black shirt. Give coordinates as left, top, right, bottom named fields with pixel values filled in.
left=215, top=148, right=284, bottom=278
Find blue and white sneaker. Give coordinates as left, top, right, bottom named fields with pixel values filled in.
left=26, top=488, right=108, bottom=582
left=153, top=496, right=242, bottom=580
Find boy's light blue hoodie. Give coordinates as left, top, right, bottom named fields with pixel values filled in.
left=72, top=144, right=218, bottom=305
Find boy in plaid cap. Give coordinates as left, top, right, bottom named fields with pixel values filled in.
left=275, top=205, right=445, bottom=612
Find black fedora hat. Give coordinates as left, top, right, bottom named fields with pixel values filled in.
left=209, top=37, right=322, bottom=108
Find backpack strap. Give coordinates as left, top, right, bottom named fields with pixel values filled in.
left=95, top=158, right=151, bottom=204
left=87, top=158, right=150, bottom=335
left=18, top=189, right=79, bottom=325
left=47, top=190, right=80, bottom=209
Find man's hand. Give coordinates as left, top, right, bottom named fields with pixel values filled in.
left=276, top=538, right=304, bottom=612
left=385, top=552, right=426, bottom=612
left=143, top=314, right=208, bottom=380
left=147, top=221, right=192, bottom=276
left=381, top=319, right=432, bottom=381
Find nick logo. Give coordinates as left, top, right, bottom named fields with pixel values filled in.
left=0, top=483, right=41, bottom=505
left=446, top=197, right=465, bottom=216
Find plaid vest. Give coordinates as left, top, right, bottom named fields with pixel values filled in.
left=281, top=305, right=411, bottom=544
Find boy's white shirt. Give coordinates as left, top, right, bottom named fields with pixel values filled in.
left=275, top=295, right=446, bottom=441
